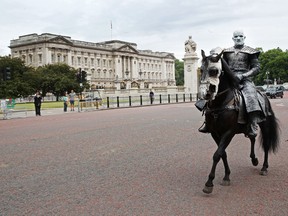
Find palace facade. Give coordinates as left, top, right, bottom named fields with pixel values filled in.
left=9, top=33, right=176, bottom=91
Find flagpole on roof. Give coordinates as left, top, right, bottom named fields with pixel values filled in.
left=110, top=20, right=113, bottom=40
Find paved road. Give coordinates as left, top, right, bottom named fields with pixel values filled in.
left=0, top=97, right=288, bottom=215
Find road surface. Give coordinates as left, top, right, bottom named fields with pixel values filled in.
left=1, top=97, right=288, bottom=215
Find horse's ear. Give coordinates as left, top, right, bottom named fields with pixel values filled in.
left=201, top=50, right=206, bottom=59
left=214, top=50, right=224, bottom=62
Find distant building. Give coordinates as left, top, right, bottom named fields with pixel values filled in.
left=9, top=33, right=176, bottom=90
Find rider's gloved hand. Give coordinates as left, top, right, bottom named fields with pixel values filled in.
left=235, top=74, right=244, bottom=82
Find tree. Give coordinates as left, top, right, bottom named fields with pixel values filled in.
left=0, top=56, right=35, bottom=98
left=36, top=63, right=89, bottom=101
left=255, top=48, right=288, bottom=85
left=175, top=59, right=184, bottom=86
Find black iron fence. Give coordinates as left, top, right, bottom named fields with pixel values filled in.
left=78, top=93, right=198, bottom=111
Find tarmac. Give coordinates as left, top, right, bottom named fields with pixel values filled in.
left=1, top=97, right=288, bottom=215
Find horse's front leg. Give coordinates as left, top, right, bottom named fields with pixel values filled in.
left=211, top=134, right=231, bottom=186
left=203, top=151, right=220, bottom=194
left=203, top=132, right=234, bottom=194
left=249, top=137, right=259, bottom=166
left=220, top=151, right=231, bottom=186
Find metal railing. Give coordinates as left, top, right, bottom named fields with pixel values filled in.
left=77, top=93, right=198, bottom=111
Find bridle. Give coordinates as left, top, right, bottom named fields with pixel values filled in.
left=200, top=51, right=239, bottom=117
left=199, top=51, right=223, bottom=101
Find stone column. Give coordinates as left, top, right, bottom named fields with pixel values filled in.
left=114, top=55, right=121, bottom=79
left=67, top=50, right=72, bottom=66
left=183, top=36, right=199, bottom=94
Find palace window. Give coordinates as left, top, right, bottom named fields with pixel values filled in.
left=38, top=54, right=42, bottom=64
left=29, top=54, right=33, bottom=64
left=103, top=69, right=107, bottom=78
left=78, top=57, right=81, bottom=66
left=57, top=54, right=61, bottom=62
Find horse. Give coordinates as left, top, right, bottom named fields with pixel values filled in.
left=199, top=49, right=280, bottom=194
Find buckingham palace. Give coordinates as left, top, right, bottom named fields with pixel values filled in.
left=9, top=33, right=177, bottom=93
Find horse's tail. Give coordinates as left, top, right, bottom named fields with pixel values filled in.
left=259, top=98, right=280, bottom=153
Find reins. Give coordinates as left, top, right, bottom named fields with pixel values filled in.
left=201, top=53, right=241, bottom=119
left=205, top=88, right=239, bottom=119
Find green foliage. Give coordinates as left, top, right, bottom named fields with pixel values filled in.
left=36, top=63, right=89, bottom=100
left=255, top=48, right=288, bottom=85
left=175, top=59, right=184, bottom=86
left=0, top=56, right=34, bottom=98
left=0, top=56, right=89, bottom=99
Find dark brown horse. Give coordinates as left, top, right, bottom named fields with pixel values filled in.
left=199, top=49, right=280, bottom=194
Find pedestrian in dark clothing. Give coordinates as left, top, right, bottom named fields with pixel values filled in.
left=149, top=90, right=154, bottom=104
left=63, top=92, right=68, bottom=112
left=34, top=91, right=42, bottom=116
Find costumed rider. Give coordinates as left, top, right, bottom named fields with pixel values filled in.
left=198, top=30, right=262, bottom=138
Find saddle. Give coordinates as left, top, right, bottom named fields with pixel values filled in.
left=195, top=89, right=270, bottom=124
left=236, top=90, right=271, bottom=124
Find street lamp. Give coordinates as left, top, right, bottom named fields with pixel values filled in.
left=266, top=71, right=270, bottom=87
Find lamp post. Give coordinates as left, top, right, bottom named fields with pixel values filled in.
left=266, top=71, right=270, bottom=88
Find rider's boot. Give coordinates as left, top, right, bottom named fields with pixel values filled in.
left=198, top=122, right=209, bottom=133
left=246, top=112, right=258, bottom=138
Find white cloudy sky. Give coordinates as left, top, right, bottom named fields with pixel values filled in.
left=0, top=0, right=287, bottom=59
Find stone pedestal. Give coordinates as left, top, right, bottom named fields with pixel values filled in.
left=183, top=53, right=199, bottom=94
left=183, top=36, right=199, bottom=95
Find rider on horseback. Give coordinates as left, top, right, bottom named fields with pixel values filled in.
left=199, top=30, right=262, bottom=138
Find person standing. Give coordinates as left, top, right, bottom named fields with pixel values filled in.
left=34, top=91, right=42, bottom=116
left=69, top=90, right=76, bottom=111
left=149, top=90, right=154, bottom=104
left=63, top=92, right=68, bottom=112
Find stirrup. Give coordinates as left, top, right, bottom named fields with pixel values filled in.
left=198, top=123, right=209, bottom=133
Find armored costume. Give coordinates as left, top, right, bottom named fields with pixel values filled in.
left=223, top=45, right=261, bottom=113
left=224, top=45, right=262, bottom=137
left=199, top=30, right=261, bottom=138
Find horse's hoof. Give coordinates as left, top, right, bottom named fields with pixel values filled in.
left=220, top=180, right=231, bottom=186
left=252, top=158, right=259, bottom=166
left=203, top=186, right=213, bottom=194
left=260, top=170, right=268, bottom=176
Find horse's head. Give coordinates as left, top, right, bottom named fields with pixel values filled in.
left=199, top=48, right=223, bottom=100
